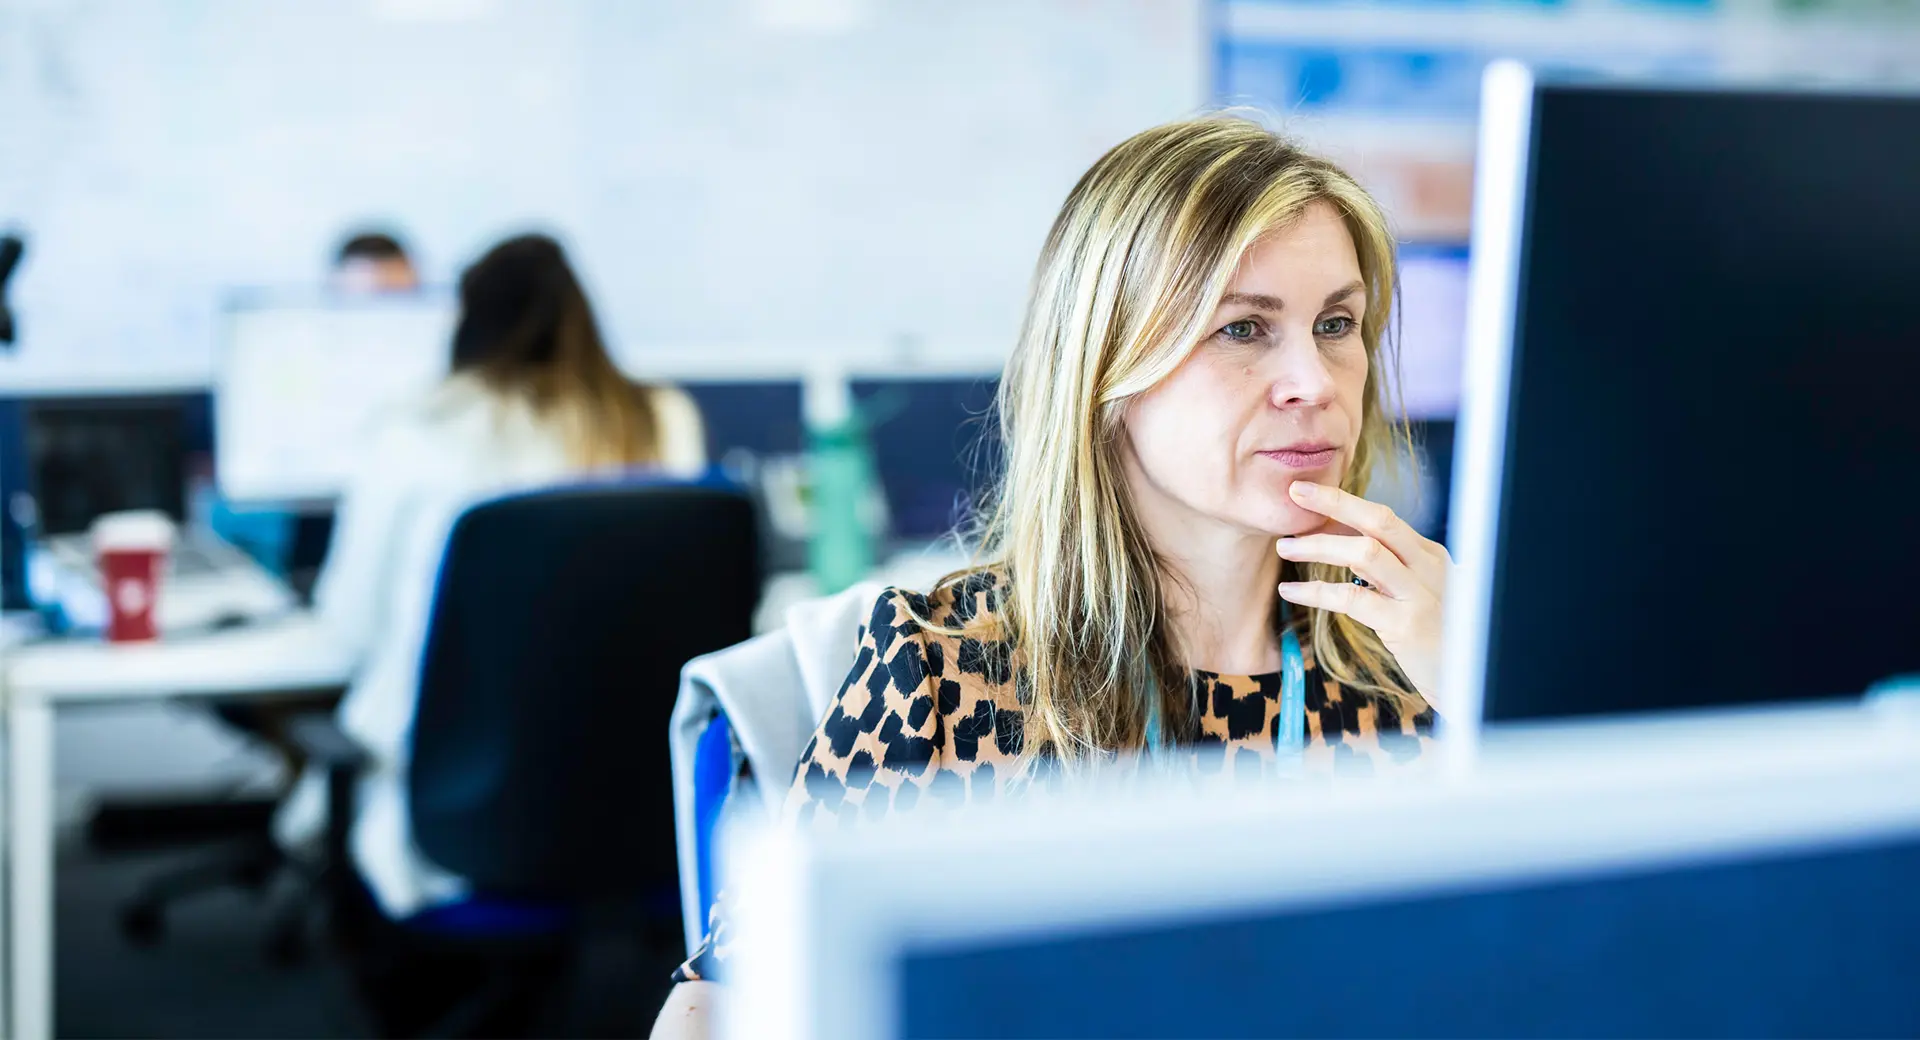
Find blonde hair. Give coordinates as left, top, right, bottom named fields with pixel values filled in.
left=930, top=113, right=1414, bottom=768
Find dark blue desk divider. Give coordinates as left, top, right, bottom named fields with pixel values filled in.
left=685, top=375, right=1001, bottom=543
left=0, top=383, right=800, bottom=609
left=848, top=376, right=999, bottom=541
left=679, top=381, right=808, bottom=463
left=0, top=397, right=33, bottom=607
left=900, top=834, right=1920, bottom=1039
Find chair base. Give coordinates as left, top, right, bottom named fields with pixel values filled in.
left=115, top=836, right=321, bottom=965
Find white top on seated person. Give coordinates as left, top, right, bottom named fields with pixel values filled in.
left=276, top=234, right=708, bottom=919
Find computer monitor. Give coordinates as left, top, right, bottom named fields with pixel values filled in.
left=1444, top=66, right=1920, bottom=731
left=215, top=294, right=454, bottom=504
left=720, top=703, right=1920, bottom=1039
left=23, top=396, right=191, bottom=537
left=679, top=380, right=807, bottom=463
left=850, top=376, right=999, bottom=542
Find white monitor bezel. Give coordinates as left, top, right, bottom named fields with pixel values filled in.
left=1439, top=59, right=1537, bottom=763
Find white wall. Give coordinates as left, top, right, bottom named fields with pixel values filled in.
left=0, top=0, right=1206, bottom=389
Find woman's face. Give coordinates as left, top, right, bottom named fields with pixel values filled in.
left=1122, top=201, right=1371, bottom=539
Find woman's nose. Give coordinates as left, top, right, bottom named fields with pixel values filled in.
left=1267, top=338, right=1338, bottom=409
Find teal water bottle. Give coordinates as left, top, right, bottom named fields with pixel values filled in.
left=804, top=370, right=879, bottom=595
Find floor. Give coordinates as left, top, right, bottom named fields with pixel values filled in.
left=55, top=839, right=684, bottom=1038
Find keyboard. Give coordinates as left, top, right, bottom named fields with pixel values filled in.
left=169, top=542, right=227, bottom=579
left=39, top=532, right=297, bottom=633
left=48, top=534, right=251, bottom=582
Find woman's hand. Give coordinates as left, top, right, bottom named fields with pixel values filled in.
left=650, top=981, right=717, bottom=1040
left=1273, top=480, right=1453, bottom=709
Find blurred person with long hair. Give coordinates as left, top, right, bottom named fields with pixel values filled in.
left=276, top=233, right=705, bottom=1032
left=652, top=114, right=1447, bottom=1037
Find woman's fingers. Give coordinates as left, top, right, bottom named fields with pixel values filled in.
left=1278, top=484, right=1453, bottom=706
left=1273, top=534, right=1422, bottom=600
left=1288, top=481, right=1452, bottom=584
left=1276, top=579, right=1400, bottom=633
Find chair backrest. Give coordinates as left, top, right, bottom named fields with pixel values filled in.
left=409, top=479, right=760, bottom=899
left=669, top=580, right=887, bottom=949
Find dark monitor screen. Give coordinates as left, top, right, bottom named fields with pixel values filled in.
left=23, top=397, right=191, bottom=538
left=1480, top=84, right=1920, bottom=722
left=900, top=833, right=1920, bottom=1038
left=851, top=376, right=999, bottom=542
left=680, top=380, right=807, bottom=463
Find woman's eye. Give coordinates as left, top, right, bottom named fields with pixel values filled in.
left=1219, top=319, right=1261, bottom=342
left=1314, top=316, right=1356, bottom=338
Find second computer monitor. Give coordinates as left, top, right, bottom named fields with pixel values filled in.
left=23, top=396, right=192, bottom=537
left=1448, top=68, right=1920, bottom=726
left=215, top=294, right=455, bottom=505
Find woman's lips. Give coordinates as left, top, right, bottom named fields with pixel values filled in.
left=1257, top=447, right=1338, bottom=469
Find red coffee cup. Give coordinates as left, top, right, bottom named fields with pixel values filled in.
left=92, top=510, right=174, bottom=643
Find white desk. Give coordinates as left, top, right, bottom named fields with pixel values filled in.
left=2, top=616, right=355, bottom=1040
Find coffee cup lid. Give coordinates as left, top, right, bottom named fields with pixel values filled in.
left=91, top=510, right=177, bottom=552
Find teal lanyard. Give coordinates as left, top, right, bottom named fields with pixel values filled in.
left=1276, top=624, right=1307, bottom=754
left=1144, top=613, right=1307, bottom=762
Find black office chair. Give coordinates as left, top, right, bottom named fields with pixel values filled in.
left=296, top=479, right=761, bottom=1037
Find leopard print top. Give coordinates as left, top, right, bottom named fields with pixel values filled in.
left=674, top=570, right=1437, bottom=982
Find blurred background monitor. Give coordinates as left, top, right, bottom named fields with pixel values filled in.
left=0, top=394, right=212, bottom=608
left=1448, top=71, right=1920, bottom=727
left=680, top=381, right=808, bottom=466
left=215, top=294, right=454, bottom=506
left=684, top=374, right=1000, bottom=554
left=22, top=396, right=191, bottom=538
left=850, top=376, right=999, bottom=544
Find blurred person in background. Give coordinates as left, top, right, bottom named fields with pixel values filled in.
left=297, top=228, right=419, bottom=581
left=332, top=230, right=421, bottom=294
left=205, top=227, right=431, bottom=777
left=653, top=114, right=1451, bottom=1037
left=278, top=232, right=707, bottom=1033
left=226, top=228, right=422, bottom=591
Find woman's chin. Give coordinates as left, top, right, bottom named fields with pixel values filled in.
left=1254, top=500, right=1333, bottom=537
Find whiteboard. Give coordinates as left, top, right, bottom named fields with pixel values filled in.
left=0, top=0, right=1206, bottom=389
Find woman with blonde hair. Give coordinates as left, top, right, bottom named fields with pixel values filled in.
left=652, top=113, right=1448, bottom=1036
